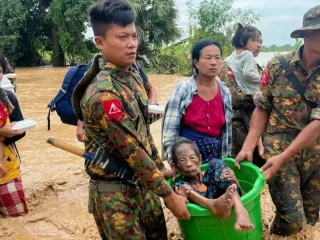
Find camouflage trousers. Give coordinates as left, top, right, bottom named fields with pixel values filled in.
left=264, top=133, right=320, bottom=236
left=232, top=118, right=265, bottom=168
left=88, top=180, right=168, bottom=240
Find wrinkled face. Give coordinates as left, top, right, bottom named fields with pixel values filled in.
left=245, top=34, right=263, bottom=57
left=94, top=23, right=138, bottom=69
left=194, top=45, right=223, bottom=78
left=174, top=143, right=201, bottom=178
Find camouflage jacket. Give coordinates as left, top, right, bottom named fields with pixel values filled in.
left=254, top=46, right=320, bottom=134
left=72, top=55, right=172, bottom=198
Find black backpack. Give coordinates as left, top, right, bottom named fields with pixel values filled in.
left=47, top=65, right=87, bottom=130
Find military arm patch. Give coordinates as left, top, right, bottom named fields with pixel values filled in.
left=102, top=100, right=123, bottom=121
left=261, top=70, right=269, bottom=86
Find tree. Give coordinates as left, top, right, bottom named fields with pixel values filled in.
left=1, top=0, right=94, bottom=67
left=14, top=0, right=52, bottom=66
left=187, top=0, right=260, bottom=58
left=49, top=0, right=94, bottom=66
left=261, top=43, right=300, bottom=52
left=130, top=0, right=181, bottom=56
left=0, top=0, right=25, bottom=64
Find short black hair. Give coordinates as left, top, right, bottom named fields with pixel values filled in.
left=231, top=23, right=261, bottom=49
left=170, top=137, right=201, bottom=164
left=0, top=53, right=7, bottom=74
left=89, top=0, right=136, bottom=37
left=191, top=40, right=223, bottom=75
left=0, top=53, right=11, bottom=111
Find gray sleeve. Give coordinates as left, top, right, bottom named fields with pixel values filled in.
left=242, top=52, right=261, bottom=83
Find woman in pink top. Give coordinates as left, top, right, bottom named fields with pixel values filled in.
left=162, top=40, right=233, bottom=163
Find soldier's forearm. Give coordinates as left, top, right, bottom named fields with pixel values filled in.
left=279, top=120, right=320, bottom=162
left=113, top=137, right=172, bottom=197
left=242, top=106, right=269, bottom=151
left=129, top=148, right=173, bottom=197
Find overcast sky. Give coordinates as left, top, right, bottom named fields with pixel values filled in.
left=86, top=1, right=319, bottom=47
left=175, top=0, right=319, bottom=46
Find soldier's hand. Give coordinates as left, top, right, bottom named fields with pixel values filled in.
left=260, top=155, right=284, bottom=180
left=235, top=149, right=253, bottom=170
left=76, top=120, right=84, bottom=142
left=163, top=191, right=191, bottom=220
left=161, top=167, right=174, bottom=179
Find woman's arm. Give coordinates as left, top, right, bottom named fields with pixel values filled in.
left=136, top=63, right=158, bottom=104
left=4, top=91, right=26, bottom=145
left=144, top=81, right=158, bottom=104
left=162, top=82, right=185, bottom=161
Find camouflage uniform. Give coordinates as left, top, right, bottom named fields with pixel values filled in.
left=72, top=56, right=172, bottom=240
left=219, top=63, right=265, bottom=167
left=254, top=47, right=320, bottom=236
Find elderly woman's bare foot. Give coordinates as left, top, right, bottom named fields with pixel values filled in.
left=235, top=207, right=254, bottom=231
left=208, top=184, right=237, bottom=219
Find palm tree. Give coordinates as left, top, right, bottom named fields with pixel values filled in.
left=130, top=0, right=181, bottom=56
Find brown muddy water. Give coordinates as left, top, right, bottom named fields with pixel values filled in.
left=0, top=67, right=319, bottom=240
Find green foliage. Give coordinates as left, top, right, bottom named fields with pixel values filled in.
left=48, top=0, right=94, bottom=65
left=145, top=43, right=191, bottom=75
left=187, top=0, right=260, bottom=59
left=130, top=0, right=181, bottom=56
left=85, top=38, right=99, bottom=55
left=0, top=0, right=26, bottom=63
left=262, top=44, right=296, bottom=52
left=152, top=0, right=260, bottom=75
left=262, top=39, right=302, bottom=52
left=14, top=0, right=52, bottom=66
left=0, top=0, right=94, bottom=66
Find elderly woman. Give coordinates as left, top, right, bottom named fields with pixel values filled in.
left=162, top=40, right=232, bottom=164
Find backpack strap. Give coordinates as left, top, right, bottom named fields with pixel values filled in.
left=47, top=66, right=86, bottom=130
left=48, top=66, right=81, bottom=110
left=277, top=56, right=318, bottom=109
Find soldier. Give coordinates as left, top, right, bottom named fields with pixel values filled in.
left=235, top=5, right=320, bottom=236
left=76, top=60, right=158, bottom=143
left=71, top=0, right=190, bottom=239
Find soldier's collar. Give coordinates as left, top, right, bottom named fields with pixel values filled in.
left=290, top=45, right=304, bottom=66
left=101, top=61, right=134, bottom=82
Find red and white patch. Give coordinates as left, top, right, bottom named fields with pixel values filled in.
left=261, top=70, right=269, bottom=86
left=102, top=100, right=123, bottom=121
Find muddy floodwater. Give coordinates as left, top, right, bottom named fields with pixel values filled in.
left=0, top=67, right=319, bottom=240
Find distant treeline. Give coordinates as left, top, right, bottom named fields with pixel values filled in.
left=262, top=40, right=302, bottom=52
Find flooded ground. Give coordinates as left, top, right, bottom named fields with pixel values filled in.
left=0, top=67, right=319, bottom=239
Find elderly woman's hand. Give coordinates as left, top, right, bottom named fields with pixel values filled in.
left=174, top=184, right=193, bottom=199
left=221, top=167, right=239, bottom=185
